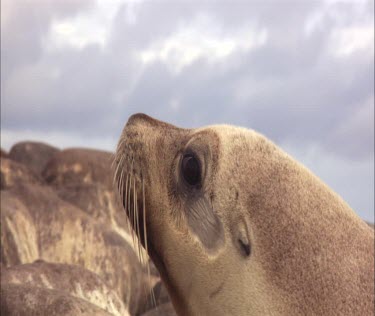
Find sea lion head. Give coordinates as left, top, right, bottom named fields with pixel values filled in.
left=114, top=113, right=374, bottom=316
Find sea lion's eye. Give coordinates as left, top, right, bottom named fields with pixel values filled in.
left=181, top=154, right=201, bottom=186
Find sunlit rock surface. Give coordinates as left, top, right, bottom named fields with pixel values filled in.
left=1, top=191, right=38, bottom=267
left=0, top=141, right=173, bottom=316
left=1, top=260, right=128, bottom=316
left=42, top=148, right=113, bottom=189
left=0, top=148, right=8, bottom=158
left=9, top=141, right=59, bottom=175
left=1, top=158, right=44, bottom=190
left=1, top=283, right=114, bottom=316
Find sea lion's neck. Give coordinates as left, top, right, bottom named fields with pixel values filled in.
left=249, top=150, right=374, bottom=314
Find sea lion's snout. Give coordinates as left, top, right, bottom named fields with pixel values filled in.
left=113, top=115, right=153, bottom=251
left=126, top=112, right=178, bottom=129
left=126, top=113, right=154, bottom=127
left=114, top=114, right=186, bottom=251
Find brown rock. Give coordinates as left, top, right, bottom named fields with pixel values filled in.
left=0, top=148, right=8, bottom=158
left=1, top=283, right=114, bottom=316
left=9, top=141, right=59, bottom=175
left=42, top=148, right=114, bottom=189
left=38, top=147, right=133, bottom=257
left=54, top=183, right=129, bottom=241
left=1, top=158, right=43, bottom=190
left=0, top=191, right=39, bottom=267
left=1, top=260, right=128, bottom=316
left=6, top=182, right=146, bottom=314
left=1, top=145, right=155, bottom=314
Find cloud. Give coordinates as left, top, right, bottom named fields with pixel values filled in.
left=330, top=25, right=374, bottom=57
left=0, top=0, right=93, bottom=81
left=138, top=14, right=268, bottom=74
left=324, top=95, right=374, bottom=159
left=43, top=0, right=127, bottom=51
left=1, top=0, right=373, bottom=221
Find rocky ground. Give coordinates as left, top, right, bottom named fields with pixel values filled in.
left=0, top=141, right=176, bottom=316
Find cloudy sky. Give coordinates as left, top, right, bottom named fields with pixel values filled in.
left=1, top=0, right=373, bottom=222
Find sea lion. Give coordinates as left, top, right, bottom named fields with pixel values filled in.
left=114, top=113, right=374, bottom=316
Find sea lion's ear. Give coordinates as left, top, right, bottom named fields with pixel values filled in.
left=235, top=220, right=251, bottom=257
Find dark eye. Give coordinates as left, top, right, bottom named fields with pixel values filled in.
left=181, top=154, right=201, bottom=186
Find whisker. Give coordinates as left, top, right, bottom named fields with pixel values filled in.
left=135, top=186, right=142, bottom=264
left=133, top=174, right=139, bottom=258
left=115, top=157, right=126, bottom=221
left=115, top=149, right=157, bottom=307
left=128, top=172, right=135, bottom=249
left=119, top=165, right=125, bottom=201
left=142, top=177, right=149, bottom=261
left=137, top=194, right=145, bottom=266
left=124, top=174, right=131, bottom=233
left=114, top=155, right=125, bottom=187
left=129, top=157, right=136, bottom=250
left=142, top=178, right=156, bottom=308
left=111, top=149, right=123, bottom=171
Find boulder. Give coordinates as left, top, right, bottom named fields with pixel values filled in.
left=1, top=283, right=114, bottom=316
left=9, top=141, right=59, bottom=175
left=0, top=191, right=39, bottom=267
left=54, top=183, right=130, bottom=243
left=42, top=148, right=114, bottom=189
left=0, top=148, right=8, bottom=158
left=0, top=158, right=43, bottom=190
left=0, top=144, right=159, bottom=315
left=6, top=182, right=146, bottom=314
left=1, top=260, right=128, bottom=316
left=41, top=148, right=138, bottom=269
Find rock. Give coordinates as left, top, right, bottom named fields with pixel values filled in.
left=366, top=222, right=374, bottom=229
left=1, top=260, right=128, bottom=316
left=1, top=283, right=114, bottom=316
left=42, top=148, right=114, bottom=189
left=6, top=182, right=146, bottom=314
left=140, top=303, right=177, bottom=316
left=0, top=158, right=43, bottom=190
left=54, top=183, right=130, bottom=243
left=9, top=141, right=59, bottom=175
left=39, top=147, right=137, bottom=250
left=0, top=148, right=8, bottom=158
left=1, top=144, right=157, bottom=315
left=0, top=191, right=39, bottom=267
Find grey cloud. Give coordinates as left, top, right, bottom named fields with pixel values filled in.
left=1, top=0, right=93, bottom=81
left=1, top=0, right=373, bottom=221
left=324, top=97, right=374, bottom=159
left=122, top=39, right=373, bottom=159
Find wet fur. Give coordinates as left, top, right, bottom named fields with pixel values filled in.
left=114, top=114, right=374, bottom=316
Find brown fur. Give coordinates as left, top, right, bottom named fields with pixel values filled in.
left=114, top=113, right=374, bottom=316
